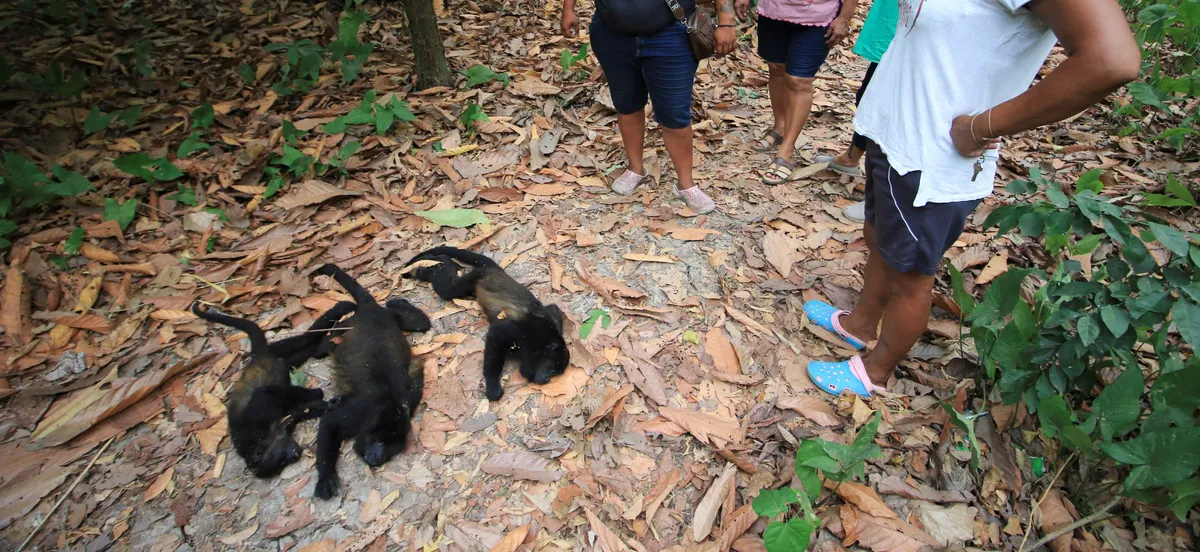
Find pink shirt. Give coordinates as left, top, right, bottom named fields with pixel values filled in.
left=757, top=0, right=842, bottom=26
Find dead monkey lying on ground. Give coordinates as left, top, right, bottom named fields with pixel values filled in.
left=192, top=300, right=356, bottom=478
left=404, top=246, right=569, bottom=401
left=313, top=263, right=430, bottom=500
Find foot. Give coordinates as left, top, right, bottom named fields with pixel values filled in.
left=675, top=185, right=716, bottom=214
left=843, top=200, right=865, bottom=223
left=314, top=474, right=340, bottom=500
left=813, top=154, right=863, bottom=177
left=807, top=356, right=888, bottom=398
left=761, top=158, right=794, bottom=186
left=752, top=129, right=783, bottom=152
left=611, top=169, right=648, bottom=196
left=802, top=300, right=868, bottom=350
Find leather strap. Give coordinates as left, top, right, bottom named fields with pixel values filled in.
left=664, top=0, right=689, bottom=27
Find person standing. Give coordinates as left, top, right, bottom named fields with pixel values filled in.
left=745, top=0, right=859, bottom=185
left=562, top=0, right=737, bottom=215
left=802, top=0, right=1139, bottom=397
left=811, top=0, right=898, bottom=222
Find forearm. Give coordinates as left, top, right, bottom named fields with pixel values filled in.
left=563, top=0, right=576, bottom=14
left=987, top=56, right=1135, bottom=138
left=716, top=0, right=735, bottom=24
left=838, top=0, right=859, bottom=20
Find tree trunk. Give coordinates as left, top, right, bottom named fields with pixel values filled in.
left=402, top=0, right=451, bottom=90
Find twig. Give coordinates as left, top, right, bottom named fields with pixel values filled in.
left=16, top=436, right=116, bottom=552
left=1017, top=451, right=1076, bottom=552
left=1019, top=497, right=1121, bottom=552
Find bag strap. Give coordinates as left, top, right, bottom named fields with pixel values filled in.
left=664, top=0, right=690, bottom=27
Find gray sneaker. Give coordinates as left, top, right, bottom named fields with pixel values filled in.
left=814, top=155, right=863, bottom=177
left=843, top=200, right=866, bottom=223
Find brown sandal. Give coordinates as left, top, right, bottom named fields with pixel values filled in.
left=761, top=157, right=793, bottom=185
left=751, top=130, right=783, bottom=152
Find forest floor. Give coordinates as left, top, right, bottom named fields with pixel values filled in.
left=0, top=0, right=1197, bottom=551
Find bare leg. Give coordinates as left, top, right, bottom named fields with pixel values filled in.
left=775, top=75, right=815, bottom=163
left=662, top=125, right=695, bottom=190
left=616, top=111, right=648, bottom=175
left=766, top=62, right=790, bottom=137
left=834, top=145, right=865, bottom=167
left=860, top=266, right=935, bottom=386
left=841, top=223, right=886, bottom=341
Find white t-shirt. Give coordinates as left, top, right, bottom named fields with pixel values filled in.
left=854, top=0, right=1058, bottom=206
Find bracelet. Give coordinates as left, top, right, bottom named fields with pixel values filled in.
left=986, top=109, right=997, bottom=139
left=716, top=23, right=736, bottom=27
left=970, top=114, right=983, bottom=148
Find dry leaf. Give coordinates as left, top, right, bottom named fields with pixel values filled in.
left=576, top=260, right=647, bottom=301
left=829, top=481, right=897, bottom=519
left=852, top=510, right=940, bottom=552
left=717, top=504, right=758, bottom=551
left=1, top=264, right=29, bottom=344
left=763, top=231, right=798, bottom=277
left=51, top=314, right=113, bottom=333
left=624, top=253, right=675, bottom=263
left=143, top=465, right=174, bottom=502
left=777, top=396, right=844, bottom=427
left=976, top=251, right=1009, bottom=285
left=621, top=358, right=668, bottom=406
left=912, top=502, right=978, bottom=545
left=529, top=365, right=588, bottom=399
left=511, top=78, right=562, bottom=96
left=1039, top=490, right=1076, bottom=552
left=951, top=244, right=992, bottom=272
left=584, top=507, right=628, bottom=552
left=32, top=353, right=213, bottom=446
left=658, top=407, right=740, bottom=448
left=481, top=451, right=563, bottom=482
left=488, top=524, right=530, bottom=552
left=524, top=184, right=573, bottom=196
left=875, top=475, right=972, bottom=503
left=668, top=227, right=721, bottom=241
left=359, top=489, right=383, bottom=525
left=79, top=243, right=120, bottom=263
left=723, top=304, right=776, bottom=342
left=274, top=180, right=363, bottom=210
left=692, top=463, right=736, bottom=542
left=150, top=309, right=197, bottom=322
left=264, top=505, right=315, bottom=538
left=218, top=523, right=259, bottom=546
left=586, top=384, right=634, bottom=429
left=705, top=328, right=742, bottom=374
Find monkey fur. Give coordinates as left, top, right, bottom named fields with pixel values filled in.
left=192, top=300, right=355, bottom=478
left=313, top=263, right=431, bottom=500
left=404, top=246, right=569, bottom=401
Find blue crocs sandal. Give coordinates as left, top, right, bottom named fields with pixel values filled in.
left=803, top=300, right=867, bottom=350
left=808, top=356, right=887, bottom=398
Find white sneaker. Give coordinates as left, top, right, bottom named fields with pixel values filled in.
left=843, top=201, right=866, bottom=223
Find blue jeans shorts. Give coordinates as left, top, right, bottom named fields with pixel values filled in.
left=590, top=17, right=699, bottom=129
left=756, top=15, right=831, bottom=78
left=863, top=140, right=981, bottom=276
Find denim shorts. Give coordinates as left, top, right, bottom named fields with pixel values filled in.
left=756, top=16, right=832, bottom=78
left=863, top=140, right=981, bottom=276
left=590, top=17, right=698, bottom=129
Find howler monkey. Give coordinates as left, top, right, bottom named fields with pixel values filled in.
left=404, top=246, right=569, bottom=401
left=192, top=300, right=356, bottom=478
left=313, top=263, right=431, bottom=500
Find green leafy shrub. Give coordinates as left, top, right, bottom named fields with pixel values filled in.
left=321, top=90, right=415, bottom=135
left=959, top=168, right=1200, bottom=517
left=462, top=64, right=509, bottom=88
left=0, top=153, right=92, bottom=247
left=752, top=412, right=883, bottom=552
left=265, top=39, right=325, bottom=96
left=329, top=8, right=374, bottom=83
left=1115, top=0, right=1199, bottom=151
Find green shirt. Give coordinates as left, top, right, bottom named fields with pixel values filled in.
left=851, top=0, right=898, bottom=64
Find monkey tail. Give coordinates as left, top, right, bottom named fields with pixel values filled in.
left=191, top=302, right=269, bottom=356
left=406, top=360, right=425, bottom=414
left=405, top=246, right=499, bottom=269
left=317, top=264, right=378, bottom=306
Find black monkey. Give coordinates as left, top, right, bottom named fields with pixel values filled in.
left=192, top=300, right=356, bottom=478
left=404, top=246, right=569, bottom=401
left=313, top=263, right=430, bottom=500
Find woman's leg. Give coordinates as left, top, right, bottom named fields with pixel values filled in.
left=766, top=63, right=790, bottom=139
left=773, top=24, right=831, bottom=163
left=755, top=17, right=791, bottom=150
left=662, top=125, right=695, bottom=189
left=617, top=111, right=648, bottom=175
left=642, top=22, right=700, bottom=190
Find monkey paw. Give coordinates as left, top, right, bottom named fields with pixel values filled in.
left=314, top=475, right=340, bottom=500
left=485, top=386, right=504, bottom=402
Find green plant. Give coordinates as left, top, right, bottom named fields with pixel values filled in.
left=459, top=103, right=489, bottom=138
left=959, top=168, right=1200, bottom=517
left=321, top=90, right=415, bottom=135
left=752, top=411, right=883, bottom=552
left=1114, top=0, right=1199, bottom=151
left=329, top=7, right=374, bottom=83
left=22, top=64, right=85, bottom=99
left=560, top=43, right=589, bottom=78
left=177, top=132, right=211, bottom=159
left=63, top=226, right=83, bottom=255
left=579, top=308, right=610, bottom=339
left=83, top=105, right=142, bottom=135
left=324, top=140, right=361, bottom=175
left=462, top=64, right=509, bottom=88
left=165, top=184, right=197, bottom=207
left=265, top=39, right=325, bottom=96
left=0, top=153, right=92, bottom=245
left=103, top=198, right=136, bottom=231
left=113, top=154, right=183, bottom=182
left=237, top=63, right=256, bottom=84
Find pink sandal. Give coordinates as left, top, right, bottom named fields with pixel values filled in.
left=611, top=170, right=648, bottom=196
left=675, top=185, right=716, bottom=214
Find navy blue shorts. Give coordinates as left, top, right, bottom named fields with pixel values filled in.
left=756, top=16, right=831, bottom=79
left=590, top=17, right=698, bottom=129
left=863, top=140, right=981, bottom=276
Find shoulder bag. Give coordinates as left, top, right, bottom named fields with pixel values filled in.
left=665, top=0, right=716, bottom=60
